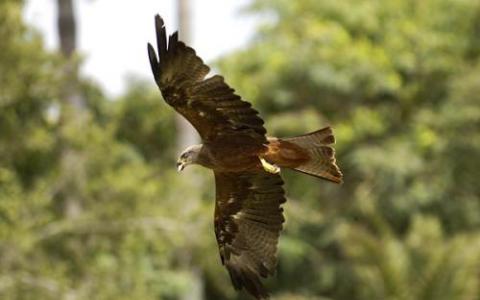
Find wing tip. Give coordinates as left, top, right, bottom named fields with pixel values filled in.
left=171, top=30, right=179, bottom=40
left=226, top=262, right=270, bottom=299
left=168, top=31, right=179, bottom=53
left=147, top=43, right=160, bottom=81
left=147, top=42, right=156, bottom=59
left=154, top=13, right=168, bottom=62
left=154, top=14, right=164, bottom=28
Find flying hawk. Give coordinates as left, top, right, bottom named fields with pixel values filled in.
left=147, top=15, right=342, bottom=299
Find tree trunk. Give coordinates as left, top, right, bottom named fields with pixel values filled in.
left=176, top=0, right=199, bottom=152
left=57, top=0, right=85, bottom=111
left=57, top=0, right=76, bottom=58
left=177, top=3, right=204, bottom=300
left=56, top=0, right=86, bottom=218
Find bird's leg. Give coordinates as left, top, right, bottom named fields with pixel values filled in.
left=260, top=157, right=280, bottom=174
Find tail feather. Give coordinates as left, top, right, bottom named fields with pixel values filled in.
left=283, top=127, right=343, bottom=183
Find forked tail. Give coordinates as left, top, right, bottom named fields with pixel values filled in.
left=282, top=127, right=343, bottom=183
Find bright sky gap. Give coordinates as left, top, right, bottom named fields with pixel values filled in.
left=24, top=0, right=256, bottom=97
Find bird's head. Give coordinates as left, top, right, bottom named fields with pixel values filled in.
left=176, top=144, right=202, bottom=172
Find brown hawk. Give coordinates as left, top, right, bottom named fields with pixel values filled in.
left=147, top=14, right=342, bottom=299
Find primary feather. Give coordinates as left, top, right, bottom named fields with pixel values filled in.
left=147, top=15, right=266, bottom=144
left=214, top=171, right=285, bottom=299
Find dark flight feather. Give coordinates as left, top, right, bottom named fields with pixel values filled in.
left=147, top=14, right=267, bottom=144
left=214, top=171, right=286, bottom=299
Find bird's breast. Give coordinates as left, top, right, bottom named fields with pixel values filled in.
left=201, top=144, right=262, bottom=172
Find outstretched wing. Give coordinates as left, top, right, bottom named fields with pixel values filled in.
left=147, top=15, right=267, bottom=144
left=214, top=171, right=286, bottom=299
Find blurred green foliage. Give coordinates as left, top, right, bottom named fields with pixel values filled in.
left=1, top=0, right=479, bottom=299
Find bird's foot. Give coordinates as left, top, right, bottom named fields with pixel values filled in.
left=260, top=158, right=281, bottom=174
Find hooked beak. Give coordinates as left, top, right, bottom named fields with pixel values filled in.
left=176, top=161, right=185, bottom=172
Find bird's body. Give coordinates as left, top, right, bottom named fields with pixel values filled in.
left=198, top=138, right=265, bottom=172
left=194, top=138, right=312, bottom=173
left=147, top=14, right=342, bottom=299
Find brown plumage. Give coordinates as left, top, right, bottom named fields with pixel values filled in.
left=147, top=14, right=342, bottom=299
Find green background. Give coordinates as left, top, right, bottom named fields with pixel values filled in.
left=1, top=0, right=479, bottom=299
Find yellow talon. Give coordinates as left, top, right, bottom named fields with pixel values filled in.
left=260, top=158, right=280, bottom=174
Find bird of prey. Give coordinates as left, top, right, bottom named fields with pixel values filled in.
left=147, top=15, right=342, bottom=299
